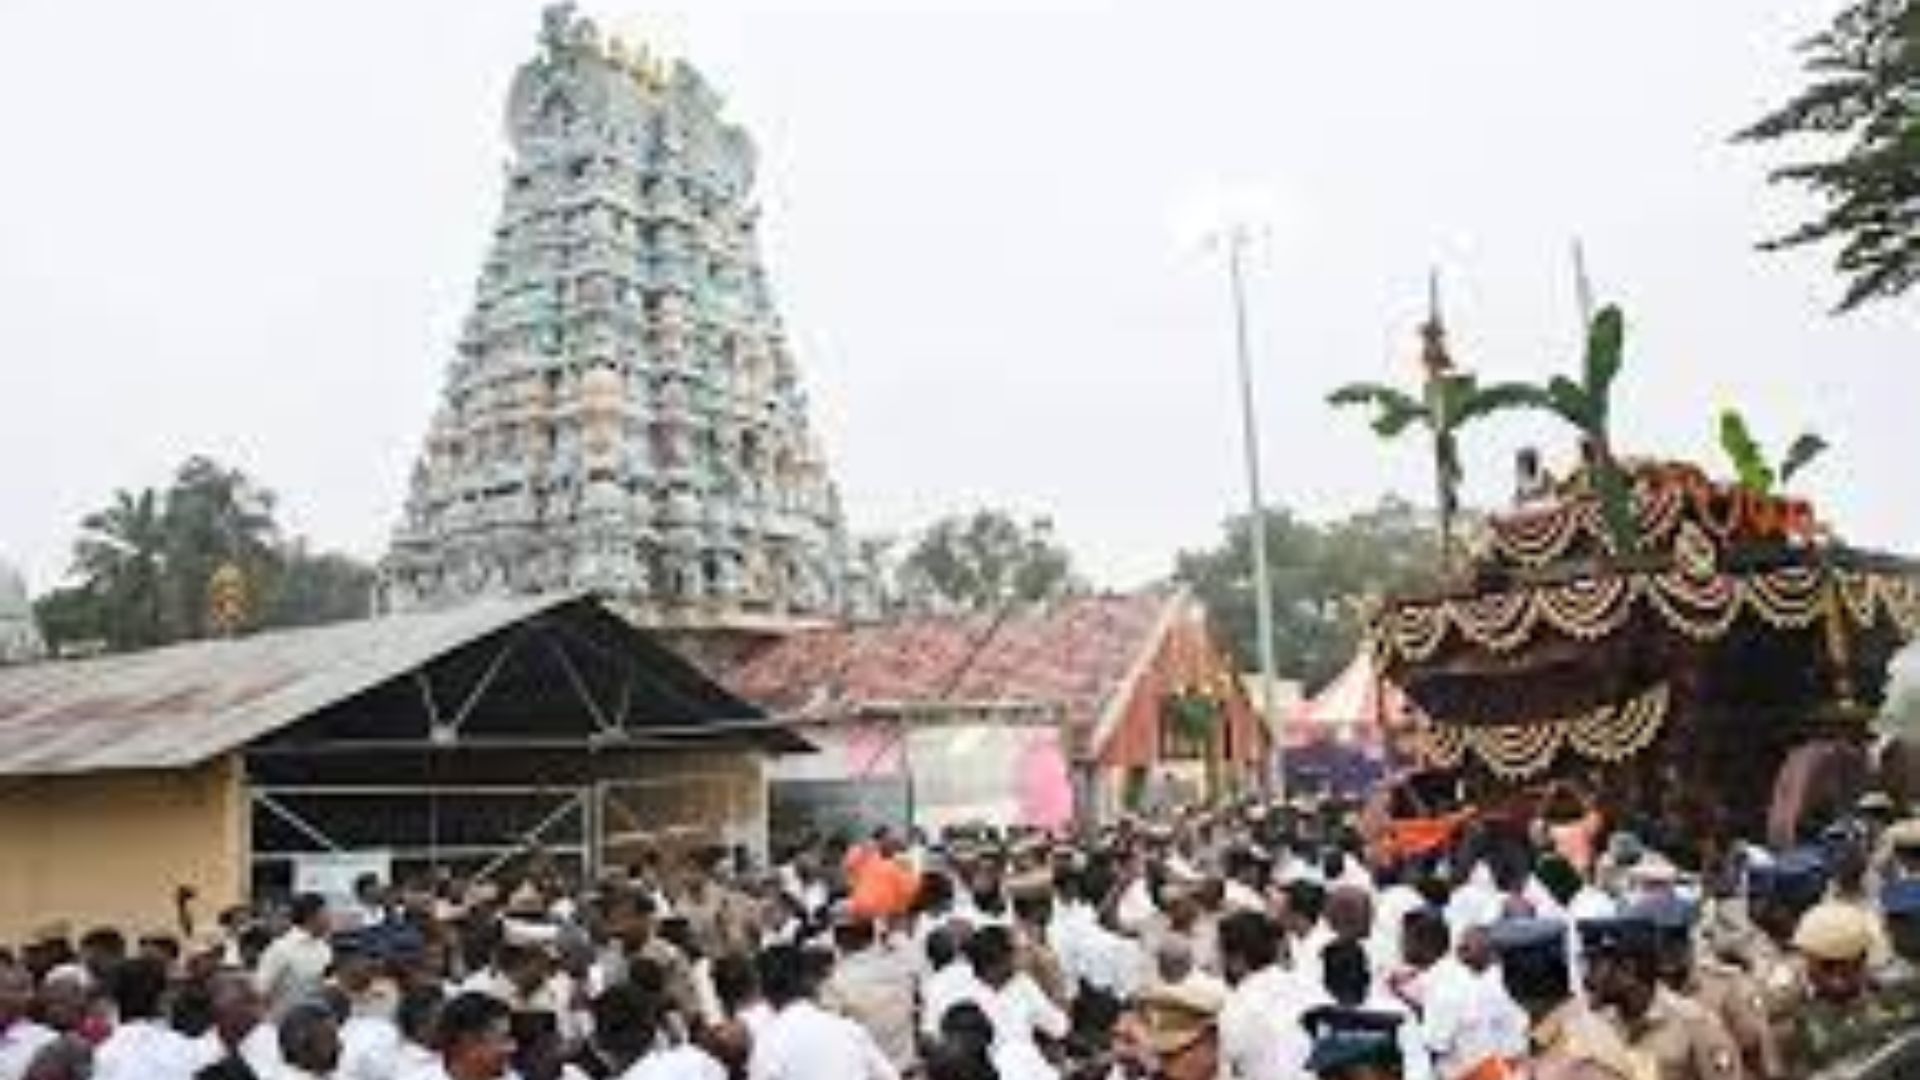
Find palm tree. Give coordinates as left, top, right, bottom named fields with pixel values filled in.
left=1329, top=302, right=1537, bottom=565
left=72, top=488, right=168, bottom=648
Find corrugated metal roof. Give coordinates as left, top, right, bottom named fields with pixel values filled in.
left=0, top=594, right=582, bottom=776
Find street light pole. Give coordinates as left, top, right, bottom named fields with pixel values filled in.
left=1220, top=224, right=1283, bottom=800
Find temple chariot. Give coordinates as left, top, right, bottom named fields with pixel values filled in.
left=1333, top=295, right=1920, bottom=859
left=1371, top=459, right=1920, bottom=853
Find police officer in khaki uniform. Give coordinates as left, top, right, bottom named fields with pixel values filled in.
left=1007, top=867, right=1073, bottom=1009
left=1781, top=900, right=1900, bottom=1075
left=1629, top=896, right=1779, bottom=1080
left=1876, top=878, right=1920, bottom=1022
left=1743, top=854, right=1827, bottom=1021
left=1581, top=916, right=1742, bottom=1080
left=1490, top=917, right=1651, bottom=1080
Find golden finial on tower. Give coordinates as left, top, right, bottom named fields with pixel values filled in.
left=207, top=562, right=249, bottom=637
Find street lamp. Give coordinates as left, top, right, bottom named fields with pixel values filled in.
left=1184, top=185, right=1285, bottom=800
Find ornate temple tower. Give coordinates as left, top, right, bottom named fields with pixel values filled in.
left=0, top=560, right=45, bottom=665
left=383, top=5, right=849, bottom=626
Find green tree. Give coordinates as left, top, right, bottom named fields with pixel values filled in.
left=71, top=488, right=169, bottom=649
left=39, top=455, right=377, bottom=653
left=1174, top=498, right=1444, bottom=688
left=161, top=456, right=280, bottom=639
left=896, top=510, right=1081, bottom=612
left=31, top=585, right=110, bottom=656
left=1739, top=0, right=1920, bottom=312
left=261, top=544, right=375, bottom=628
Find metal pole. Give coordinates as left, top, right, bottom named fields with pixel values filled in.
left=1226, top=227, right=1283, bottom=801
left=1571, top=239, right=1595, bottom=327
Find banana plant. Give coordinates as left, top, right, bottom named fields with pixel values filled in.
left=1499, top=305, right=1641, bottom=556
left=1329, top=356, right=1538, bottom=566
left=1718, top=409, right=1829, bottom=495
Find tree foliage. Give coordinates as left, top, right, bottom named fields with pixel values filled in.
left=34, top=456, right=374, bottom=654
left=892, top=510, right=1081, bottom=613
left=1173, top=498, right=1445, bottom=688
left=1739, top=0, right=1920, bottom=311
left=70, top=488, right=170, bottom=650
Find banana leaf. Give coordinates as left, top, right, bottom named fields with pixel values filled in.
left=1719, top=409, right=1777, bottom=494
left=1780, top=432, right=1830, bottom=486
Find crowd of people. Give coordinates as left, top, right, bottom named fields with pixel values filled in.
left=2, top=786, right=1919, bottom=1080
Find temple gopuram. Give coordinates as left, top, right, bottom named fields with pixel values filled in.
left=1372, top=461, right=1920, bottom=846
left=381, top=5, right=850, bottom=630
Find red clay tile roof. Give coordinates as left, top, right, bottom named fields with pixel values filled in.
left=722, top=590, right=1177, bottom=734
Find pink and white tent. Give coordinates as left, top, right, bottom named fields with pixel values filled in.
left=1284, top=650, right=1416, bottom=751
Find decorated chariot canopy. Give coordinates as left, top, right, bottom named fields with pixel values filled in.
left=1370, top=459, right=1920, bottom=786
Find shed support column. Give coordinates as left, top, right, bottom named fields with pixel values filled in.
left=584, top=781, right=605, bottom=884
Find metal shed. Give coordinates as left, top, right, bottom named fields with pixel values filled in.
left=0, top=594, right=800, bottom=940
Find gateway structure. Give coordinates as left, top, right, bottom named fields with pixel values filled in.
left=384, top=5, right=849, bottom=627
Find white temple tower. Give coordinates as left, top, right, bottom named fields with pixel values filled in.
left=0, top=560, right=45, bottom=665
left=383, top=5, right=849, bottom=626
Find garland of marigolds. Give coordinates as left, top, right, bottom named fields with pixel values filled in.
left=1417, top=683, right=1672, bottom=779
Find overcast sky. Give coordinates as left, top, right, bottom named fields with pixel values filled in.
left=1, top=0, right=1913, bottom=595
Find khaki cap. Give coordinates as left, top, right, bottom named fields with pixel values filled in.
left=1137, top=979, right=1227, bottom=1055
left=1792, top=902, right=1875, bottom=962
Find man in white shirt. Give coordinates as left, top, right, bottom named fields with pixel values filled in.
left=1049, top=873, right=1144, bottom=1001
left=747, top=944, right=897, bottom=1080
left=626, top=1042, right=728, bottom=1080
left=422, top=992, right=518, bottom=1080
left=194, top=971, right=283, bottom=1078
left=954, top=926, right=1069, bottom=1068
left=0, top=963, right=55, bottom=1080
left=1313, top=940, right=1435, bottom=1080
left=256, top=894, right=334, bottom=1018
left=278, top=1000, right=345, bottom=1080
left=1115, top=870, right=1161, bottom=936
left=1215, top=910, right=1312, bottom=1080
left=1393, top=907, right=1525, bottom=1080
left=93, top=957, right=204, bottom=1080
left=392, top=985, right=445, bottom=1080
left=331, top=933, right=405, bottom=1080
left=1374, top=873, right=1430, bottom=975
left=459, top=941, right=583, bottom=1049
left=919, top=927, right=982, bottom=1039
left=819, top=911, right=916, bottom=1072
left=338, top=999, right=401, bottom=1080
left=1446, top=864, right=1505, bottom=942
left=595, top=979, right=727, bottom=1080
left=1286, top=879, right=1335, bottom=993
